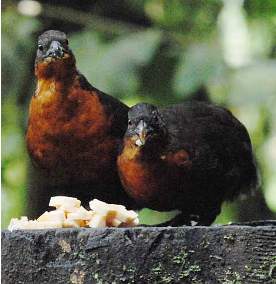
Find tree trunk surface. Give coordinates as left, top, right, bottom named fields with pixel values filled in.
left=2, top=222, right=276, bottom=284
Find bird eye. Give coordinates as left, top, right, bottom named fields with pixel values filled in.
left=128, top=120, right=132, bottom=126
left=38, top=44, right=43, bottom=51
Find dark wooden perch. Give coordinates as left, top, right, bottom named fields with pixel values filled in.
left=2, top=222, right=276, bottom=283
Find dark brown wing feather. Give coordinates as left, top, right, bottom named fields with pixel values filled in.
left=160, top=101, right=258, bottom=200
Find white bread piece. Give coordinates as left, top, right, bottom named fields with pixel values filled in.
left=49, top=196, right=81, bottom=212
left=107, top=205, right=138, bottom=224
left=8, top=197, right=139, bottom=230
left=116, top=209, right=138, bottom=223
left=58, top=205, right=79, bottom=214
left=132, top=217, right=139, bottom=226
left=8, top=217, right=29, bottom=231
left=89, top=199, right=139, bottom=226
left=67, top=206, right=93, bottom=221
left=63, top=219, right=87, bottom=228
left=110, top=218, right=122, bottom=227
left=87, top=214, right=106, bottom=228
left=8, top=218, right=63, bottom=230
left=75, top=220, right=87, bottom=227
left=89, top=199, right=127, bottom=214
left=89, top=199, right=110, bottom=214
left=122, top=217, right=139, bottom=227
left=27, top=220, right=63, bottom=229
left=37, top=210, right=65, bottom=223
left=89, top=199, right=138, bottom=224
left=63, top=219, right=81, bottom=228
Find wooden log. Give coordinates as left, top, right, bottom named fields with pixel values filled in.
left=2, top=223, right=276, bottom=283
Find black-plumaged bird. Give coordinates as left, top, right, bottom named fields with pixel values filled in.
left=26, top=30, right=138, bottom=216
left=117, top=102, right=259, bottom=225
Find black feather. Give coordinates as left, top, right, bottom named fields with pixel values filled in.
left=159, top=101, right=258, bottom=199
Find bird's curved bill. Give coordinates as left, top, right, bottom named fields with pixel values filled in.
left=44, top=41, right=64, bottom=59
left=135, top=120, right=148, bottom=147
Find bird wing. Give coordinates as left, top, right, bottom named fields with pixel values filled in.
left=160, top=101, right=258, bottom=199
left=77, top=72, right=129, bottom=138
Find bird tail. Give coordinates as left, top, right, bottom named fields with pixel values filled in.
left=224, top=153, right=260, bottom=201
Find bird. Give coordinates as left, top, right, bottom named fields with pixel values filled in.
left=26, top=30, right=137, bottom=216
left=117, top=102, right=259, bottom=226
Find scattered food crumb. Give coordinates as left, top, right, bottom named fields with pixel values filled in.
left=8, top=196, right=139, bottom=230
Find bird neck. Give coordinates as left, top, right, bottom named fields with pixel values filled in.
left=122, top=137, right=163, bottom=162
left=121, top=138, right=142, bottom=160
left=35, top=67, right=79, bottom=98
left=35, top=58, right=77, bottom=85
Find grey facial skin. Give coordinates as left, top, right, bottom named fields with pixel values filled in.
left=35, top=30, right=71, bottom=64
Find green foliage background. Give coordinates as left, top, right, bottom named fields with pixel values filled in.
left=2, top=0, right=276, bottom=227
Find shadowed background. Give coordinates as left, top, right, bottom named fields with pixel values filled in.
left=2, top=0, right=276, bottom=227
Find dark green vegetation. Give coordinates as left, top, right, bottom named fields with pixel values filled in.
left=2, top=0, right=276, bottom=227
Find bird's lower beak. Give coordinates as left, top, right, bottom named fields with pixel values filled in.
left=135, top=120, right=147, bottom=147
left=44, top=41, right=64, bottom=59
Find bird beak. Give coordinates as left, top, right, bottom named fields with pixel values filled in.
left=45, top=41, right=64, bottom=59
left=135, top=120, right=147, bottom=147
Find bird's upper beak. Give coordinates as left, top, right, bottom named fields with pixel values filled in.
left=135, top=120, right=148, bottom=147
left=44, top=41, right=64, bottom=59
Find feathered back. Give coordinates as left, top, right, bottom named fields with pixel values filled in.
left=160, top=101, right=259, bottom=200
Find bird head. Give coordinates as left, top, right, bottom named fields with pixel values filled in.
left=126, top=103, right=167, bottom=151
left=35, top=30, right=76, bottom=79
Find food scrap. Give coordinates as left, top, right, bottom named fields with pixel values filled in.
left=8, top=196, right=139, bottom=231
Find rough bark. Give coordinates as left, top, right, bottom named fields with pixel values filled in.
left=2, top=223, right=276, bottom=284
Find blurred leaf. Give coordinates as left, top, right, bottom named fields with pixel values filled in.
left=244, top=0, right=276, bottom=18
left=1, top=96, right=28, bottom=228
left=145, top=0, right=221, bottom=36
left=2, top=9, right=40, bottom=97
left=214, top=203, right=238, bottom=224
left=1, top=8, right=39, bottom=228
left=228, top=61, right=276, bottom=107
left=122, top=95, right=157, bottom=107
left=264, top=176, right=276, bottom=212
left=139, top=208, right=180, bottom=225
left=173, top=42, right=224, bottom=95
left=69, top=31, right=106, bottom=78
left=249, top=20, right=274, bottom=59
left=71, top=29, right=161, bottom=96
left=4, top=160, right=27, bottom=188
left=146, top=0, right=186, bottom=27
left=1, top=132, right=23, bottom=161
